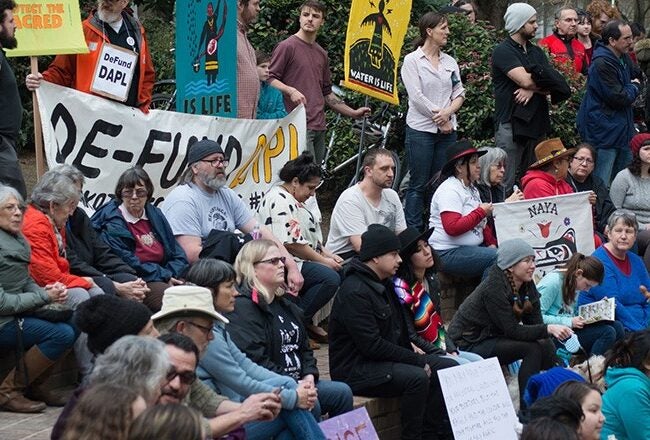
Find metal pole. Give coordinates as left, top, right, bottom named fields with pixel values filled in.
left=352, top=96, right=370, bottom=185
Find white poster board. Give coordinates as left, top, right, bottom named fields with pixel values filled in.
left=439, top=357, right=518, bottom=440
left=89, top=43, right=138, bottom=102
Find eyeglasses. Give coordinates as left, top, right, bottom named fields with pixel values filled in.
left=122, top=188, right=148, bottom=198
left=572, top=156, right=594, bottom=165
left=1, top=203, right=25, bottom=213
left=254, top=256, right=286, bottom=266
left=184, top=320, right=213, bottom=337
left=200, top=157, right=229, bottom=168
left=165, top=368, right=197, bottom=385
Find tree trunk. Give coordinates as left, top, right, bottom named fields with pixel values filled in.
left=475, top=0, right=510, bottom=28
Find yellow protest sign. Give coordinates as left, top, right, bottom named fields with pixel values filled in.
left=342, top=0, right=411, bottom=104
left=6, top=0, right=88, bottom=57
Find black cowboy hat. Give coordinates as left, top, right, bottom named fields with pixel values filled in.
left=441, top=140, right=487, bottom=176
left=398, top=226, right=435, bottom=258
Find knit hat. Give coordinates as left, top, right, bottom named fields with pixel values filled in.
left=497, top=238, right=535, bottom=269
left=523, top=366, right=585, bottom=407
left=630, top=133, right=650, bottom=156
left=504, top=3, right=537, bottom=35
left=359, top=224, right=402, bottom=261
left=151, top=285, right=229, bottom=324
left=75, top=295, right=152, bottom=355
left=187, top=139, right=225, bottom=165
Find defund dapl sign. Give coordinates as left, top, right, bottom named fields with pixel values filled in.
left=90, top=43, right=137, bottom=102
left=36, top=82, right=306, bottom=213
left=439, top=357, right=518, bottom=440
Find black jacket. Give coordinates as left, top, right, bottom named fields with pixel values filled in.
left=566, top=172, right=615, bottom=235
left=328, top=259, right=426, bottom=391
left=65, top=207, right=136, bottom=278
left=226, top=284, right=319, bottom=381
left=448, top=264, right=548, bottom=349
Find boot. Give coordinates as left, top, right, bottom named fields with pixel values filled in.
left=25, top=351, right=71, bottom=407
left=0, top=346, right=56, bottom=413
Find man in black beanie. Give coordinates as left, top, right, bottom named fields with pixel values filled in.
left=328, top=224, right=458, bottom=440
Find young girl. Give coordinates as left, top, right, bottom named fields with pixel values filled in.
left=554, top=381, right=605, bottom=440
left=537, top=253, right=625, bottom=356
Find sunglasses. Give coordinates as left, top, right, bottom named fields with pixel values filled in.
left=254, top=256, right=286, bottom=266
left=166, top=368, right=197, bottom=385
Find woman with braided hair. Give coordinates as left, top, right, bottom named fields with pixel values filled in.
left=448, top=239, right=573, bottom=408
left=537, top=252, right=625, bottom=356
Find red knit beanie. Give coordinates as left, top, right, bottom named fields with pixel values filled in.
left=630, top=133, right=650, bottom=157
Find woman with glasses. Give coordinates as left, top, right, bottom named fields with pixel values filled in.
left=578, top=210, right=650, bottom=332
left=91, top=167, right=189, bottom=312
left=610, top=133, right=650, bottom=271
left=0, top=184, right=77, bottom=413
left=448, top=239, right=572, bottom=409
left=255, top=152, right=341, bottom=346
left=521, top=138, right=577, bottom=199
left=537, top=253, right=624, bottom=356
left=566, top=143, right=616, bottom=240
left=226, top=240, right=354, bottom=421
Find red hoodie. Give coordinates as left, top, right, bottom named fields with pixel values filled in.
left=521, top=169, right=574, bottom=199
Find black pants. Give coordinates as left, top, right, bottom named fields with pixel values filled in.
left=354, top=355, right=458, bottom=440
left=0, top=135, right=26, bottom=199
left=469, top=337, right=556, bottom=409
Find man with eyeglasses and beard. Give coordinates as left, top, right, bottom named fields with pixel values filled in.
left=155, top=286, right=283, bottom=439
left=0, top=0, right=27, bottom=199
left=161, top=138, right=304, bottom=293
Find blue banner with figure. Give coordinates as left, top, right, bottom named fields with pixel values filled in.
left=175, top=0, right=237, bottom=116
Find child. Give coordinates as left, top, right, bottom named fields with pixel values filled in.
left=256, top=50, right=287, bottom=119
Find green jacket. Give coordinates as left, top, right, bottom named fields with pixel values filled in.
left=0, top=228, right=49, bottom=330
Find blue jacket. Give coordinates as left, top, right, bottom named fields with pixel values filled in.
left=257, top=82, right=287, bottom=120
left=197, top=322, right=299, bottom=409
left=90, top=199, right=188, bottom=282
left=601, top=367, right=650, bottom=440
left=577, top=42, right=638, bottom=150
left=577, top=246, right=650, bottom=331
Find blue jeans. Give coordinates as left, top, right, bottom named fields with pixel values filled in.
left=443, top=350, right=483, bottom=365
left=246, top=408, right=325, bottom=440
left=297, top=262, right=341, bottom=322
left=436, top=246, right=497, bottom=279
left=311, top=379, right=354, bottom=420
left=593, top=147, right=632, bottom=186
left=575, top=321, right=625, bottom=356
left=0, top=317, right=78, bottom=360
left=404, top=126, right=457, bottom=230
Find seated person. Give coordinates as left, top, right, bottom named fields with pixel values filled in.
left=227, top=240, right=354, bottom=421
left=429, top=140, right=496, bottom=278
left=329, top=224, right=458, bottom=440
left=521, top=138, right=576, bottom=199
left=53, top=164, right=149, bottom=299
left=160, top=138, right=303, bottom=293
left=448, top=239, right=572, bottom=409
left=256, top=152, right=341, bottom=341
left=578, top=210, right=650, bottom=332
left=325, top=149, right=406, bottom=260
left=91, top=167, right=188, bottom=312
left=0, top=185, right=77, bottom=413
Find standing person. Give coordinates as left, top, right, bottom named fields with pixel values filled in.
left=329, top=224, right=458, bottom=440
left=577, top=20, right=640, bottom=185
left=576, top=11, right=594, bottom=63
left=256, top=50, right=286, bottom=119
left=609, top=133, right=650, bottom=271
left=236, top=0, right=261, bottom=118
left=600, top=329, right=650, bottom=440
left=0, top=0, right=27, bottom=198
left=586, top=0, right=619, bottom=40
left=537, top=253, right=624, bottom=356
left=539, top=7, right=588, bottom=75
left=401, top=12, right=465, bottom=231
left=25, top=0, right=155, bottom=112
left=268, top=0, right=370, bottom=164
left=448, top=239, right=572, bottom=408
left=452, top=1, right=476, bottom=23
left=493, top=3, right=553, bottom=192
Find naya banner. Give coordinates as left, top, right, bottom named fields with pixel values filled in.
left=493, top=192, right=595, bottom=282
left=175, top=0, right=237, bottom=116
left=6, top=0, right=88, bottom=57
left=36, top=82, right=305, bottom=213
left=342, top=0, right=411, bottom=104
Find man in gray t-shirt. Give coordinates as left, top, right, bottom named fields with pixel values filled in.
left=325, top=149, right=406, bottom=258
left=161, top=139, right=303, bottom=292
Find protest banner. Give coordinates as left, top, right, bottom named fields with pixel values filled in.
left=318, top=407, right=379, bottom=440
left=341, top=0, right=411, bottom=104
left=36, top=82, right=306, bottom=213
left=493, top=192, right=595, bottom=282
left=5, top=0, right=88, bottom=57
left=439, top=357, right=518, bottom=440
left=175, top=0, right=237, bottom=116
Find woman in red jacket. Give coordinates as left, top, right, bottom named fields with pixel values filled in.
left=521, top=138, right=576, bottom=199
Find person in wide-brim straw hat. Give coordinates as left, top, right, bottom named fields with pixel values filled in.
left=521, top=138, right=577, bottom=199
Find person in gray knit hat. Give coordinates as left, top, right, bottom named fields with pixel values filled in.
left=448, top=237, right=573, bottom=409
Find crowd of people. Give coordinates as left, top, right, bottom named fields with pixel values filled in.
left=1, top=0, right=650, bottom=439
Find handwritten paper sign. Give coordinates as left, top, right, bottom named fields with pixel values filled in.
left=438, top=357, right=518, bottom=440
left=318, top=407, right=379, bottom=440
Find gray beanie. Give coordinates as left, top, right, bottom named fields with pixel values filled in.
left=504, top=3, right=537, bottom=35
left=497, top=239, right=535, bottom=270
